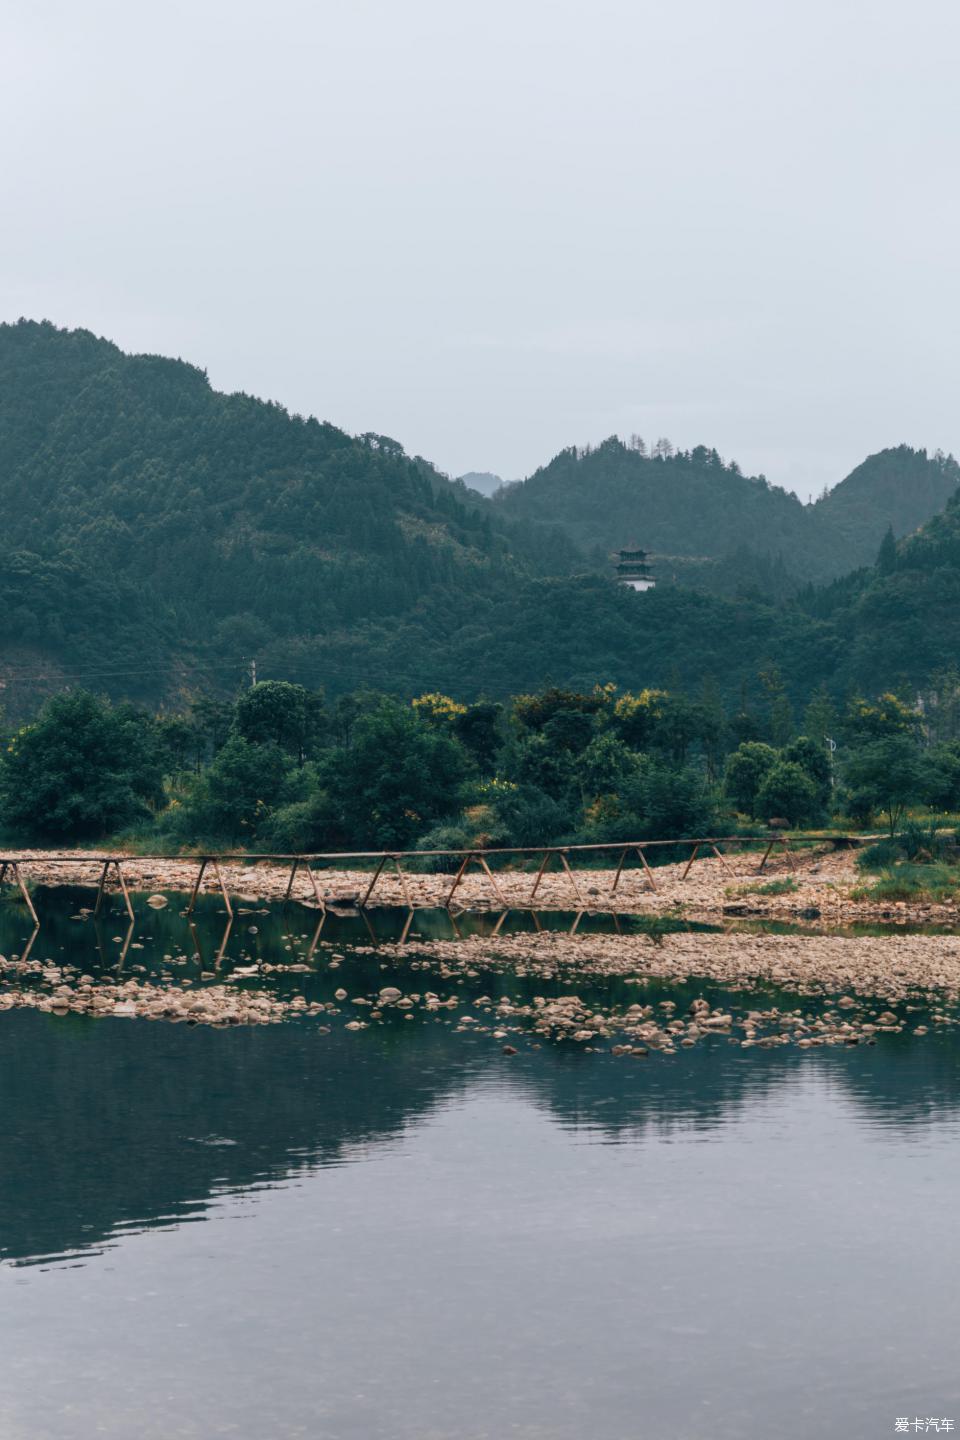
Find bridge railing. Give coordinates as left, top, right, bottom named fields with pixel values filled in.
left=0, top=830, right=862, bottom=924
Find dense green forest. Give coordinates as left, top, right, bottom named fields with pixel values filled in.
left=3, top=320, right=960, bottom=724
left=0, top=320, right=577, bottom=713
left=3, top=680, right=960, bottom=860
left=494, top=435, right=959, bottom=590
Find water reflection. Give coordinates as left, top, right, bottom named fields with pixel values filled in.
left=0, top=888, right=959, bottom=1275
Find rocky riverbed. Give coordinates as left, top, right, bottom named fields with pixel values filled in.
left=1, top=898, right=958, bottom=1054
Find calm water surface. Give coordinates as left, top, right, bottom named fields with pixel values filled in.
left=1, top=889, right=958, bottom=1439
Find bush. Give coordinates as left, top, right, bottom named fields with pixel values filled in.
left=167, top=736, right=294, bottom=844
left=856, top=837, right=904, bottom=871
left=257, top=789, right=343, bottom=853
left=897, top=818, right=946, bottom=863
left=724, top=742, right=778, bottom=814
left=413, top=823, right=474, bottom=872
left=850, top=863, right=957, bottom=903
left=0, top=691, right=165, bottom=841
left=583, top=759, right=716, bottom=844
left=488, top=784, right=572, bottom=848
left=754, top=760, right=822, bottom=827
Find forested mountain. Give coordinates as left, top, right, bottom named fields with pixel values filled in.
left=0, top=321, right=577, bottom=711
left=494, top=436, right=960, bottom=588
left=2, top=319, right=959, bottom=721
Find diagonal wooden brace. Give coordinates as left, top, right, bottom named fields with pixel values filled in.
left=93, top=859, right=134, bottom=922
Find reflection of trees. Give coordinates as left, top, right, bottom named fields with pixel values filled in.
left=3, top=1008, right=959, bottom=1270
left=2, top=889, right=959, bottom=1268
left=0, top=1010, right=476, bottom=1267
left=515, top=1031, right=960, bottom=1145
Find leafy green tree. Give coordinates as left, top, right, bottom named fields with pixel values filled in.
left=512, top=688, right=605, bottom=732
left=760, top=666, right=794, bottom=747
left=0, top=691, right=164, bottom=840
left=508, top=732, right=578, bottom=801
left=723, top=741, right=778, bottom=815
left=171, top=736, right=295, bottom=843
left=321, top=700, right=469, bottom=849
left=844, top=693, right=921, bottom=741
left=157, top=714, right=198, bottom=778
left=803, top=683, right=837, bottom=744
left=234, top=681, right=323, bottom=763
left=755, top=760, right=821, bottom=826
left=782, top=734, right=832, bottom=807
left=579, top=733, right=639, bottom=799
left=598, top=759, right=716, bottom=841
left=649, top=693, right=704, bottom=766
left=190, top=696, right=235, bottom=764
left=921, top=741, right=960, bottom=811
left=612, top=689, right=668, bottom=748
left=844, top=735, right=925, bottom=835
left=542, top=709, right=595, bottom=755
left=452, top=702, right=503, bottom=775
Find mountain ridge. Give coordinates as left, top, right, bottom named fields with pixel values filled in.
left=494, top=435, right=959, bottom=588
left=1, top=319, right=958, bottom=718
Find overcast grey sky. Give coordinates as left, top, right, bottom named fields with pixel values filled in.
left=2, top=0, right=958, bottom=497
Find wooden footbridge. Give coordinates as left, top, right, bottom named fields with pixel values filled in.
left=0, top=831, right=838, bottom=927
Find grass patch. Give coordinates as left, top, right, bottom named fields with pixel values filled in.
left=850, top=863, right=959, bottom=904
left=731, top=877, right=800, bottom=898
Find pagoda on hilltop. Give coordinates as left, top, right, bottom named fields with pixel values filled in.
left=615, top=543, right=655, bottom=591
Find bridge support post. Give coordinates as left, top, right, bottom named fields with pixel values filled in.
left=681, top=842, right=700, bottom=880
left=1, top=861, right=38, bottom=926
left=187, top=859, right=208, bottom=914
left=93, top=859, right=134, bottom=922
left=211, top=860, right=233, bottom=918
left=361, top=855, right=388, bottom=908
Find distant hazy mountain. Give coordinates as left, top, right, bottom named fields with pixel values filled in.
left=459, top=470, right=507, bottom=497
left=494, top=437, right=960, bottom=587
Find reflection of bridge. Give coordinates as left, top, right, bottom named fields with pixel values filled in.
left=1, top=901, right=686, bottom=979
left=0, top=831, right=854, bottom=928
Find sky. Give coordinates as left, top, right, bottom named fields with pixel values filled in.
left=2, top=0, right=958, bottom=499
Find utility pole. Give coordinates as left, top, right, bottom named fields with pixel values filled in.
left=249, top=658, right=257, bottom=688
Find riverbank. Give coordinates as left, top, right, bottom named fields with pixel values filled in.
left=1, top=843, right=956, bottom=926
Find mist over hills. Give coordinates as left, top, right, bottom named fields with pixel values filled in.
left=1, top=318, right=958, bottom=717
left=459, top=471, right=507, bottom=498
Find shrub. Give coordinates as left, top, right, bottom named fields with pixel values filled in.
left=724, top=742, right=778, bottom=814
left=856, top=837, right=904, bottom=872
left=850, top=863, right=957, bottom=903
left=413, top=823, right=474, bottom=872
left=754, top=760, right=822, bottom=827
left=257, top=789, right=343, bottom=853
left=488, top=784, right=572, bottom=848
left=320, top=699, right=470, bottom=850
left=897, top=818, right=946, bottom=863
left=0, top=691, right=165, bottom=841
